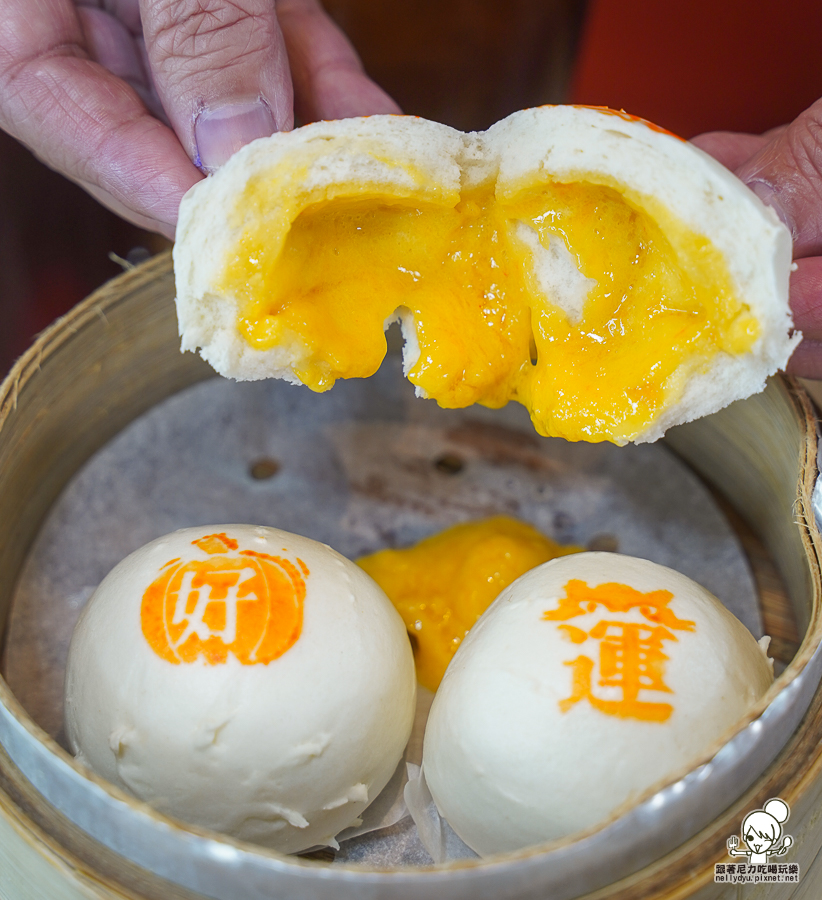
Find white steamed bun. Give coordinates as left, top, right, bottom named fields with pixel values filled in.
left=65, top=525, right=416, bottom=853
left=422, top=552, right=772, bottom=855
left=174, top=106, right=797, bottom=444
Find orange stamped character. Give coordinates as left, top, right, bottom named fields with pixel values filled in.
left=544, top=580, right=695, bottom=722
left=141, top=532, right=308, bottom=665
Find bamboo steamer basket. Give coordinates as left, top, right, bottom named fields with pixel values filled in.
left=1, top=252, right=821, bottom=900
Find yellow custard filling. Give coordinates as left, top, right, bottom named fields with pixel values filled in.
left=219, top=180, right=758, bottom=443
left=357, top=516, right=581, bottom=692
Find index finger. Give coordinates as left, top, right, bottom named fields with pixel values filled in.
left=735, top=97, right=822, bottom=260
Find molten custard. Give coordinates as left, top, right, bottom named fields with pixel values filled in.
left=220, top=180, right=758, bottom=444
left=357, top=516, right=581, bottom=691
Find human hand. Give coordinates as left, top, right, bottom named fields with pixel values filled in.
left=692, top=99, right=822, bottom=379
left=0, top=0, right=399, bottom=239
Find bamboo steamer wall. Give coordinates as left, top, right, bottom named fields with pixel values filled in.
left=0, top=254, right=821, bottom=900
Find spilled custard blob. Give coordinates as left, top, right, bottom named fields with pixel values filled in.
left=357, top=516, right=581, bottom=691
left=219, top=180, right=757, bottom=444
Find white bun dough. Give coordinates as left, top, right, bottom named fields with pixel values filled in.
left=175, top=115, right=463, bottom=388
left=64, top=525, right=416, bottom=853
left=174, top=106, right=797, bottom=444
left=422, top=552, right=773, bottom=856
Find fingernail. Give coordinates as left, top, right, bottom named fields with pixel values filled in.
left=746, top=179, right=793, bottom=235
left=194, top=98, right=275, bottom=173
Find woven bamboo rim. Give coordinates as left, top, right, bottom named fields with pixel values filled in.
left=0, top=252, right=820, bottom=899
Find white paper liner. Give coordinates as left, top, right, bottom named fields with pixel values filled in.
left=335, top=687, right=478, bottom=863
left=331, top=688, right=437, bottom=848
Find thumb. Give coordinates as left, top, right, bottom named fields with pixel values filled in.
left=735, top=96, right=822, bottom=259
left=140, top=0, right=292, bottom=173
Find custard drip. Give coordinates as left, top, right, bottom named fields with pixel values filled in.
left=357, top=516, right=581, bottom=691
left=220, top=181, right=757, bottom=444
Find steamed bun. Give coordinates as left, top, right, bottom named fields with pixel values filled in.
left=174, top=106, right=796, bottom=445
left=422, top=552, right=772, bottom=855
left=65, top=525, right=416, bottom=853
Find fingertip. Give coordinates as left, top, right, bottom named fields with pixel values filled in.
left=735, top=96, right=822, bottom=259
left=745, top=179, right=793, bottom=235
left=193, top=97, right=278, bottom=172
left=141, top=0, right=295, bottom=166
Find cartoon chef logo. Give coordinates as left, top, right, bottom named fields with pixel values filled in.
left=141, top=532, right=308, bottom=665
left=727, top=799, right=793, bottom=865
